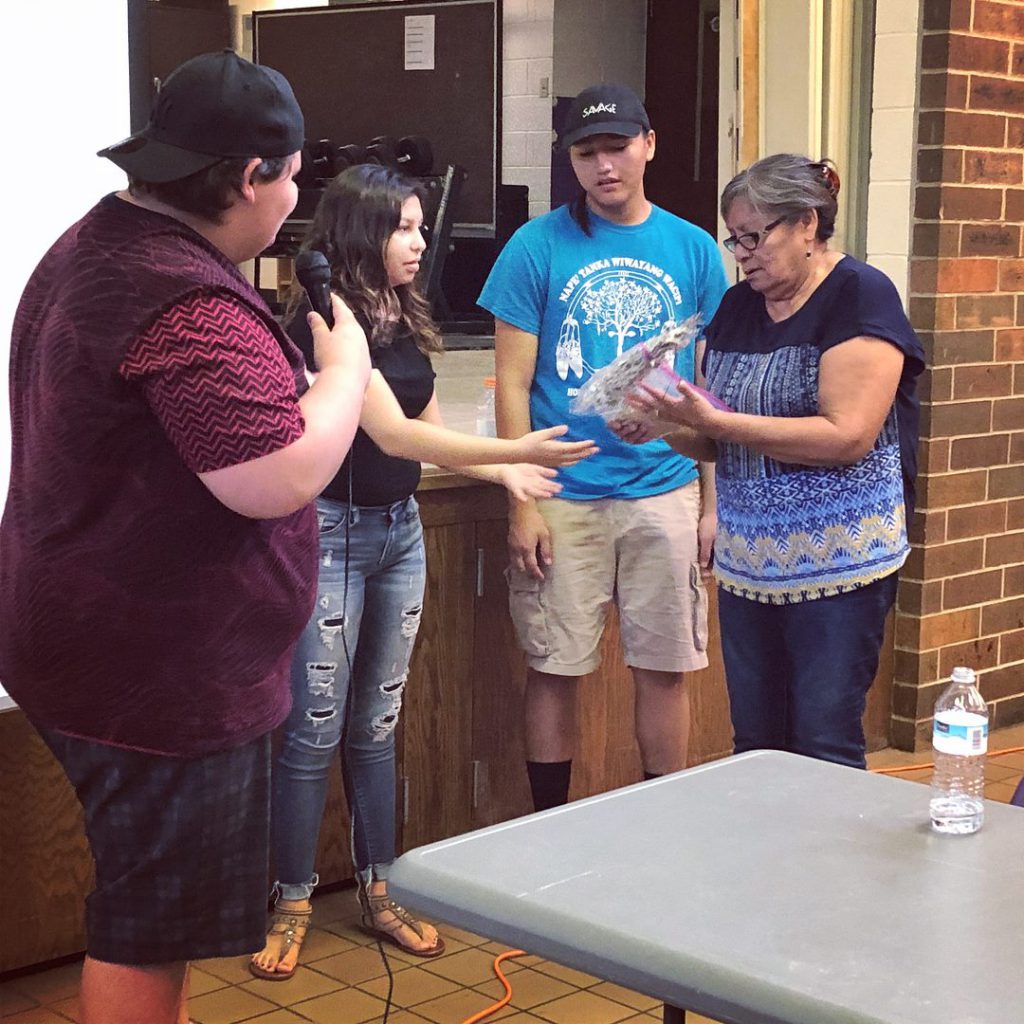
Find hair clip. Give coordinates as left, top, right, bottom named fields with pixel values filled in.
left=812, top=160, right=841, bottom=199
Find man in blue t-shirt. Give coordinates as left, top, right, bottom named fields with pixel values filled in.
left=478, top=82, right=728, bottom=812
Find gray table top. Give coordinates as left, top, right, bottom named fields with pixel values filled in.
left=390, top=750, right=1024, bottom=1024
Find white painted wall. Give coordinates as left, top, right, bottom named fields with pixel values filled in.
left=0, top=5, right=128, bottom=708
left=1, top=6, right=130, bottom=507
left=503, top=0, right=556, bottom=219
left=865, top=0, right=922, bottom=307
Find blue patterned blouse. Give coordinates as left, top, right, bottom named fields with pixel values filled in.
left=703, top=256, right=925, bottom=605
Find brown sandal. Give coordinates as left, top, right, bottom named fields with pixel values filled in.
left=358, top=885, right=445, bottom=958
left=249, top=902, right=312, bottom=981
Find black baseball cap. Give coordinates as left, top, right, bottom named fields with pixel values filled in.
left=559, top=83, right=651, bottom=150
left=98, top=50, right=304, bottom=183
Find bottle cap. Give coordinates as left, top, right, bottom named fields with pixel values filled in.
left=483, top=376, right=496, bottom=387
left=951, top=666, right=976, bottom=684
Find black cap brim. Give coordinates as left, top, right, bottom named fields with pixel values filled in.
left=561, top=121, right=647, bottom=150
left=98, top=133, right=224, bottom=183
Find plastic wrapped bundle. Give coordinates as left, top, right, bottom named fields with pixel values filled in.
left=570, top=315, right=702, bottom=422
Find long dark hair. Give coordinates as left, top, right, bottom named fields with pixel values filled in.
left=287, top=164, right=442, bottom=353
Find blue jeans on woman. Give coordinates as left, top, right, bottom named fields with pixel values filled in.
left=272, top=495, right=426, bottom=900
left=718, top=572, right=899, bottom=769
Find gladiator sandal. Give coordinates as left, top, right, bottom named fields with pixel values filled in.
left=249, top=902, right=312, bottom=981
left=357, top=882, right=445, bottom=959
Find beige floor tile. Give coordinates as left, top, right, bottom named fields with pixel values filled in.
left=589, top=981, right=661, bottom=1012
left=195, top=954, right=260, bottom=985
left=312, top=945, right=405, bottom=985
left=243, top=1010, right=309, bottom=1024
left=412, top=985, right=518, bottom=1024
left=3, top=963, right=81, bottom=1005
left=239, top=965, right=343, bottom=1005
left=0, top=1010, right=71, bottom=1024
left=188, top=985, right=279, bottom=1024
left=530, top=989, right=637, bottom=1024
left=421, top=946, right=521, bottom=987
left=189, top=967, right=230, bottom=997
left=0, top=987, right=39, bottom=1018
left=496, top=966, right=576, bottom=1009
left=356, top=964, right=461, bottom=1007
left=382, top=936, right=471, bottom=966
left=310, top=889, right=361, bottom=925
left=44, top=997, right=76, bottom=1022
left=436, top=923, right=490, bottom=946
left=297, top=926, right=360, bottom=962
left=984, top=780, right=1020, bottom=803
left=289, top=985, right=387, bottom=1024
left=530, top=960, right=602, bottom=989
left=988, top=749, right=1024, bottom=770
left=983, top=760, right=1021, bottom=782
left=379, top=1012, right=437, bottom=1024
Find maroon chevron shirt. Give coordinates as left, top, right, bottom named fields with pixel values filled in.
left=0, top=195, right=318, bottom=755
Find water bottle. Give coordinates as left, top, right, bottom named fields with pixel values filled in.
left=476, top=376, right=496, bottom=437
left=930, top=666, right=988, bottom=835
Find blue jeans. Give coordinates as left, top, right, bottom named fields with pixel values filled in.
left=717, top=573, right=898, bottom=769
left=272, top=495, right=426, bottom=900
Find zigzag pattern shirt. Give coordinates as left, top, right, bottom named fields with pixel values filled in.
left=703, top=256, right=925, bottom=605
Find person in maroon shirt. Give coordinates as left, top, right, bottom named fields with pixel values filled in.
left=0, top=52, right=369, bottom=1024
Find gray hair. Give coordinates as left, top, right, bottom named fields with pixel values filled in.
left=721, top=154, right=840, bottom=241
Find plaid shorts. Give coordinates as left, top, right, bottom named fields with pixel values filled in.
left=40, top=728, right=272, bottom=965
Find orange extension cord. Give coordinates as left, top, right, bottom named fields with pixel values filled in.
left=443, top=748, right=1024, bottom=1024
left=871, top=742, right=1024, bottom=775
left=458, top=950, right=527, bottom=1024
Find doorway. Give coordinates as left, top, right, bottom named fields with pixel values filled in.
left=644, top=0, right=722, bottom=235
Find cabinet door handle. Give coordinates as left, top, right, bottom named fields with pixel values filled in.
left=471, top=759, right=481, bottom=809
left=476, top=547, right=485, bottom=597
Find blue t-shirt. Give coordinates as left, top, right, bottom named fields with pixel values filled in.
left=478, top=203, right=729, bottom=500
left=703, top=256, right=925, bottom=604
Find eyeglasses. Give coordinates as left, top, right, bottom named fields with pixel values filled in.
left=723, top=217, right=784, bottom=254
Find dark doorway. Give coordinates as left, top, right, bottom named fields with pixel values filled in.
left=128, top=0, right=232, bottom=130
left=644, top=0, right=720, bottom=235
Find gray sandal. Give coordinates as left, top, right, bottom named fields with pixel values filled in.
left=249, top=902, right=312, bottom=981
left=358, top=884, right=445, bottom=958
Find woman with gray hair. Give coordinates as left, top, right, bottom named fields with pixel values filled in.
left=622, top=153, right=924, bottom=769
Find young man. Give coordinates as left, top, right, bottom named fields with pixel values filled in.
left=478, top=83, right=728, bottom=811
left=0, top=52, right=369, bottom=1024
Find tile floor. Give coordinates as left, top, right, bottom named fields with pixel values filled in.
left=3, top=721, right=1023, bottom=1024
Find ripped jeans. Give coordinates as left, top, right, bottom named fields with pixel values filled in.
left=272, top=495, right=425, bottom=900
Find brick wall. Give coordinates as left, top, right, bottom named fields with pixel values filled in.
left=897, top=0, right=1024, bottom=750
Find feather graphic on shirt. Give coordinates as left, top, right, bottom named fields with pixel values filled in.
left=556, top=316, right=583, bottom=380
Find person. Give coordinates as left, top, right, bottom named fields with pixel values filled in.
left=624, top=153, right=925, bottom=770
left=0, top=52, right=372, bottom=1024
left=250, top=164, right=596, bottom=980
left=476, top=82, right=729, bottom=814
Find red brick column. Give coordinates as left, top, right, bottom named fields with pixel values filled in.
left=897, top=0, right=1024, bottom=750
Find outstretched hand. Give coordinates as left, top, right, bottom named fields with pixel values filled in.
left=500, top=464, right=562, bottom=502
left=516, top=425, right=599, bottom=467
left=608, top=418, right=665, bottom=445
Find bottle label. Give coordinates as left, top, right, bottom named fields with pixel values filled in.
left=933, top=713, right=988, bottom=756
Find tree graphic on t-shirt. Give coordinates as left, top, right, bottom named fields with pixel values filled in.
left=580, top=279, right=663, bottom=357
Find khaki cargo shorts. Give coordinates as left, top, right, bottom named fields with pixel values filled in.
left=506, top=481, right=709, bottom=676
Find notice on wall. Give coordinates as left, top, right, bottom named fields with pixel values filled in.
left=404, top=15, right=435, bottom=71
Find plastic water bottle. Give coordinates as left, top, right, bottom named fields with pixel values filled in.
left=930, top=666, right=988, bottom=835
left=476, top=376, right=496, bottom=437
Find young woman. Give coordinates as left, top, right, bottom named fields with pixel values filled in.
left=251, top=164, right=596, bottom=980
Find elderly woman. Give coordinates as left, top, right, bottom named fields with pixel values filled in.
left=624, top=154, right=924, bottom=769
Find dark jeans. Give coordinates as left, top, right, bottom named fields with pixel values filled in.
left=718, top=573, right=899, bottom=769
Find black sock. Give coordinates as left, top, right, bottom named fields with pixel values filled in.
left=526, top=759, right=572, bottom=812
left=643, top=770, right=662, bottom=781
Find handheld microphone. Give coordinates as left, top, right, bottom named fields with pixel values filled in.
left=294, top=250, right=334, bottom=329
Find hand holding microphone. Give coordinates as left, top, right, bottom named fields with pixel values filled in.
left=295, top=249, right=370, bottom=387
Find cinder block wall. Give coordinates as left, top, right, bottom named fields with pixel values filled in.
left=897, top=0, right=1024, bottom=750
